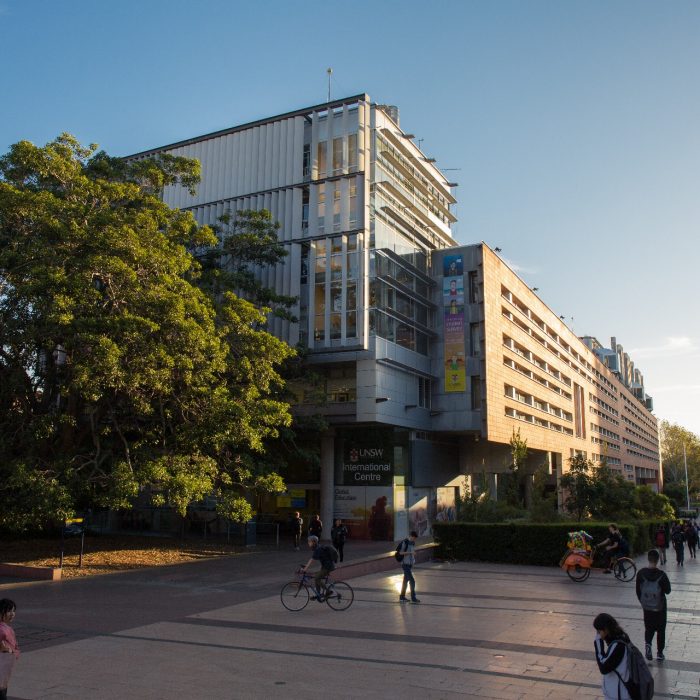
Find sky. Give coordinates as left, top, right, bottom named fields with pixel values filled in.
left=1, top=0, right=699, bottom=434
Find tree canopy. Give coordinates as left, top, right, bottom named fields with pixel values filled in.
left=660, top=420, right=700, bottom=509
left=559, top=454, right=674, bottom=522
left=0, top=134, right=294, bottom=530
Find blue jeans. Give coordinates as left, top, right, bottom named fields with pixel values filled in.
left=400, top=563, right=416, bottom=599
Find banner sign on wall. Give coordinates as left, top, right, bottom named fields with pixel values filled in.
left=340, top=444, right=393, bottom=485
left=443, top=255, right=466, bottom=393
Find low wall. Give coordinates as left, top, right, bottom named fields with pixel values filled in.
left=334, top=543, right=435, bottom=581
left=0, top=563, right=62, bottom=581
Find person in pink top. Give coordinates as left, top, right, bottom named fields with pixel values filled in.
left=0, top=599, right=20, bottom=700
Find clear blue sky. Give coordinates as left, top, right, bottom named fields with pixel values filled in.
left=2, top=0, right=699, bottom=434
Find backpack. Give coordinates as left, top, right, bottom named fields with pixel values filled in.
left=654, top=531, right=665, bottom=547
left=639, top=575, right=663, bottom=612
left=395, top=539, right=408, bottom=563
left=672, top=530, right=684, bottom=546
left=615, top=640, right=654, bottom=700
left=319, top=544, right=339, bottom=570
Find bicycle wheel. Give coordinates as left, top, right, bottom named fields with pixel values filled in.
left=325, top=581, right=354, bottom=610
left=281, top=581, right=310, bottom=611
left=566, top=564, right=591, bottom=582
left=613, top=557, right=636, bottom=582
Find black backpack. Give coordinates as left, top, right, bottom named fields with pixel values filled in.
left=320, top=544, right=339, bottom=570
left=615, top=640, right=654, bottom=700
left=395, top=539, right=408, bottom=563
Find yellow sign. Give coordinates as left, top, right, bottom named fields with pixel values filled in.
left=65, top=518, right=84, bottom=524
left=276, top=496, right=291, bottom=508
left=289, top=489, right=305, bottom=498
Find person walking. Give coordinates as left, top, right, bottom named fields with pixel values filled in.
left=0, top=599, right=20, bottom=700
left=398, top=530, right=420, bottom=604
left=654, top=526, right=667, bottom=565
left=593, top=612, right=632, bottom=700
left=636, top=549, right=671, bottom=661
left=684, top=520, right=698, bottom=559
left=671, top=524, right=685, bottom=566
left=331, top=519, right=348, bottom=563
left=291, top=511, right=303, bottom=551
left=308, top=514, right=323, bottom=539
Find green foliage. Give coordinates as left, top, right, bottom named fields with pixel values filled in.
left=660, top=420, right=700, bottom=506
left=0, top=134, right=294, bottom=530
left=456, top=476, right=527, bottom=523
left=199, top=209, right=297, bottom=322
left=559, top=454, right=596, bottom=521
left=633, top=486, right=675, bottom=520
left=506, top=429, right=529, bottom=508
left=529, top=465, right=560, bottom=522
left=589, top=466, right=635, bottom=520
left=432, top=521, right=649, bottom=565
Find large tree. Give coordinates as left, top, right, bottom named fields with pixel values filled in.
left=660, top=420, right=700, bottom=508
left=0, top=135, right=294, bottom=530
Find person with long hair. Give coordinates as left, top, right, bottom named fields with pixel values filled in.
left=593, top=612, right=632, bottom=700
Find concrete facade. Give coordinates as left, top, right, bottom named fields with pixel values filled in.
left=126, top=95, right=661, bottom=540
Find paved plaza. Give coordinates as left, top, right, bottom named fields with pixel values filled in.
left=2, top=545, right=699, bottom=699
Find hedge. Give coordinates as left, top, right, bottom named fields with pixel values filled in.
left=431, top=521, right=660, bottom=566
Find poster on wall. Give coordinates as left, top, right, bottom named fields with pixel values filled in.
left=333, top=486, right=394, bottom=540
left=444, top=345, right=466, bottom=392
left=436, top=487, right=457, bottom=522
left=407, top=488, right=431, bottom=537
left=443, top=255, right=466, bottom=393
left=443, top=276, right=464, bottom=306
left=443, top=254, right=464, bottom=277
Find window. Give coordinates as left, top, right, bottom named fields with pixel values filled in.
left=468, top=271, right=479, bottom=303
left=317, top=142, right=327, bottom=177
left=333, top=137, right=343, bottom=172
left=300, top=243, right=309, bottom=285
left=302, top=187, right=309, bottom=232
left=574, top=383, right=586, bottom=439
left=348, top=133, right=358, bottom=171
left=303, top=144, right=311, bottom=179
left=333, top=183, right=341, bottom=231
left=317, top=183, right=325, bottom=233
left=349, top=182, right=357, bottom=228
left=314, top=252, right=326, bottom=283
left=471, top=376, right=482, bottom=410
left=418, top=378, right=431, bottom=408
left=469, top=322, right=481, bottom=356
left=330, top=284, right=342, bottom=312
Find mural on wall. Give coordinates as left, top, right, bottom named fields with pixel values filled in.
left=333, top=486, right=394, bottom=540
left=443, top=255, right=466, bottom=393
left=436, top=487, right=457, bottom=522
left=407, top=488, right=431, bottom=537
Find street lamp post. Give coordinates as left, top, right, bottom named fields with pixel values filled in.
left=683, top=442, right=690, bottom=511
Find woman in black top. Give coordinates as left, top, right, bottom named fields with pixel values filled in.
left=593, top=613, right=631, bottom=700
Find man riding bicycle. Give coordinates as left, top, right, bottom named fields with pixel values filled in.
left=598, top=523, right=630, bottom=574
left=301, top=535, right=337, bottom=600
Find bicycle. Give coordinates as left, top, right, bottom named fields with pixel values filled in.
left=561, top=544, right=637, bottom=583
left=280, top=568, right=354, bottom=611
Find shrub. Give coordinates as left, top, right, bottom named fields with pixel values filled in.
left=432, top=521, right=652, bottom=566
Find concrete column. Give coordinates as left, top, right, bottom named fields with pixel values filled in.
left=320, top=431, right=335, bottom=541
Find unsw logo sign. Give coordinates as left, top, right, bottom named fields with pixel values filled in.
left=343, top=446, right=391, bottom=483
left=349, top=447, right=384, bottom=462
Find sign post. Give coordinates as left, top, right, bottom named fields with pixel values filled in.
left=61, top=518, right=85, bottom=569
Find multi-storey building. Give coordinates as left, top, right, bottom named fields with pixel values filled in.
left=127, top=94, right=660, bottom=540
left=431, top=244, right=660, bottom=505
